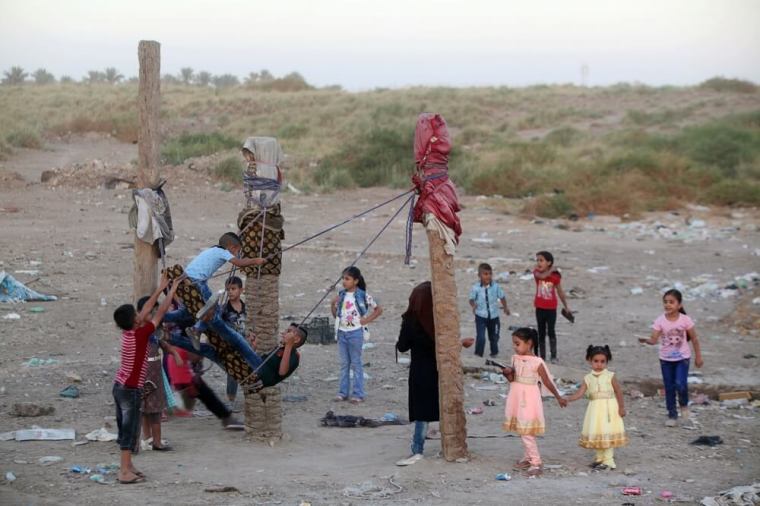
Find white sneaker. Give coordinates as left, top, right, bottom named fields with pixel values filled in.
left=396, top=454, right=424, bottom=466
left=665, top=418, right=677, bottom=427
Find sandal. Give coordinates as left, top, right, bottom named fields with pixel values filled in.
left=513, top=459, right=531, bottom=470
left=119, top=475, right=145, bottom=484
left=151, top=444, right=173, bottom=451
left=526, top=466, right=543, bottom=477
left=349, top=397, right=364, bottom=404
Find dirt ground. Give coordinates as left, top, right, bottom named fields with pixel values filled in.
left=1, top=137, right=759, bottom=505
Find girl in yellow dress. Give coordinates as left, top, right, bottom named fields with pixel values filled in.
left=566, top=345, right=627, bottom=470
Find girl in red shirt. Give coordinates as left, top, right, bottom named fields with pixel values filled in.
left=533, top=251, right=571, bottom=363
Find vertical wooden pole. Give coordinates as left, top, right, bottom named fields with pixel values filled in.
left=244, top=275, right=282, bottom=442
left=133, top=40, right=161, bottom=301
left=427, top=227, right=468, bottom=461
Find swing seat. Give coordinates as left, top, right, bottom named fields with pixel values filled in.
left=165, top=265, right=263, bottom=391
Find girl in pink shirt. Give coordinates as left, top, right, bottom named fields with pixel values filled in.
left=639, top=289, right=704, bottom=427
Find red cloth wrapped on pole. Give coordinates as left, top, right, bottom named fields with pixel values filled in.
left=412, top=113, right=462, bottom=243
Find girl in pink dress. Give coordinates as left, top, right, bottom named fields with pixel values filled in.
left=502, top=327, right=567, bottom=477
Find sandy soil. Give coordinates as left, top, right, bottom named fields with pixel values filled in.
left=1, top=137, right=759, bottom=505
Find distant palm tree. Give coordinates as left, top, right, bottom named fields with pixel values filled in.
left=104, top=67, right=123, bottom=84
left=195, top=71, right=212, bottom=87
left=32, top=68, right=56, bottom=85
left=180, top=67, right=194, bottom=85
left=2, top=66, right=28, bottom=85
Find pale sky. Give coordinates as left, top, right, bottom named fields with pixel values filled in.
left=1, top=0, right=758, bottom=89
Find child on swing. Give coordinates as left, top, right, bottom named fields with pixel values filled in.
left=170, top=232, right=264, bottom=372
left=331, top=266, right=383, bottom=404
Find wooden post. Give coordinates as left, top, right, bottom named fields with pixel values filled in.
left=133, top=40, right=161, bottom=301
left=427, top=227, right=468, bottom=461
left=244, top=276, right=282, bottom=441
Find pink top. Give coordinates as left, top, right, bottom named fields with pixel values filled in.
left=652, top=313, right=694, bottom=361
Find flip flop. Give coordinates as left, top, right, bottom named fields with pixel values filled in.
left=151, top=445, right=173, bottom=451
left=119, top=475, right=145, bottom=484
left=561, top=308, right=575, bottom=323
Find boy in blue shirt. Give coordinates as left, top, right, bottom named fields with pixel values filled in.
left=468, top=263, right=510, bottom=358
left=166, top=232, right=265, bottom=371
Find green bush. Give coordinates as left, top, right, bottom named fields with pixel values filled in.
left=162, top=132, right=239, bottom=165
left=213, top=156, right=243, bottom=183
left=703, top=180, right=760, bottom=206
left=278, top=123, right=309, bottom=139
left=699, top=77, right=758, bottom=93
left=526, top=193, right=574, bottom=218
left=318, top=126, right=413, bottom=187
left=6, top=128, right=42, bottom=148
left=675, top=123, right=759, bottom=176
left=544, top=126, right=583, bottom=147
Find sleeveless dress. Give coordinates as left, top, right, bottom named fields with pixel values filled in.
left=503, top=355, right=545, bottom=435
left=579, top=369, right=628, bottom=449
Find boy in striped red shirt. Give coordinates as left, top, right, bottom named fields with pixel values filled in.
left=112, top=272, right=178, bottom=484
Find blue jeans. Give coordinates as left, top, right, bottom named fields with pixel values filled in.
left=166, top=328, right=219, bottom=364
left=411, top=421, right=428, bottom=455
left=166, top=279, right=263, bottom=371
left=338, top=328, right=365, bottom=399
left=475, top=316, right=500, bottom=357
left=660, top=359, right=690, bottom=419
left=113, top=383, right=141, bottom=451
left=226, top=375, right=238, bottom=400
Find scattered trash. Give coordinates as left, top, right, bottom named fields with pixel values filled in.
left=622, top=487, right=642, bottom=496
left=5, top=471, right=16, bottom=482
left=700, top=482, right=760, bottom=506
left=495, top=472, right=511, bottom=481
left=629, top=389, right=645, bottom=399
left=752, top=298, right=760, bottom=306
left=204, top=486, right=240, bottom=493
left=661, top=490, right=674, bottom=499
left=362, top=342, right=377, bottom=350
left=587, top=266, right=609, bottom=274
left=342, top=478, right=403, bottom=499
left=282, top=394, right=308, bottom=402
left=85, top=428, right=118, bottom=442
left=381, top=413, right=399, bottom=422
left=11, top=403, right=55, bottom=417
left=687, top=374, right=704, bottom=384
left=630, top=287, right=644, bottom=295
left=0, top=431, right=16, bottom=441
left=28, top=307, right=45, bottom=313
left=471, top=237, right=494, bottom=244
left=718, top=391, right=752, bottom=401
left=71, top=466, right=91, bottom=474
left=59, top=385, right=80, bottom=398
left=65, top=372, right=83, bottom=383
left=693, top=393, right=710, bottom=405
left=0, top=271, right=57, bottom=302
left=38, top=456, right=64, bottom=466
left=483, top=399, right=496, bottom=406
left=2, top=312, right=21, bottom=320
left=691, top=436, right=723, bottom=447
left=320, top=411, right=404, bottom=428
left=466, top=407, right=484, bottom=415
left=722, top=398, right=750, bottom=409
left=96, top=463, right=119, bottom=475
left=13, top=427, right=73, bottom=442
left=23, top=357, right=60, bottom=367
left=89, top=474, right=108, bottom=485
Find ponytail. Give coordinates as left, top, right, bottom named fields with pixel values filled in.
left=342, top=266, right=366, bottom=291
left=663, top=289, right=687, bottom=315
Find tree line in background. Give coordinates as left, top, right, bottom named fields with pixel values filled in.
left=0, top=66, right=320, bottom=91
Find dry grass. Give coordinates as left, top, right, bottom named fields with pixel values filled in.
left=1, top=80, right=759, bottom=215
